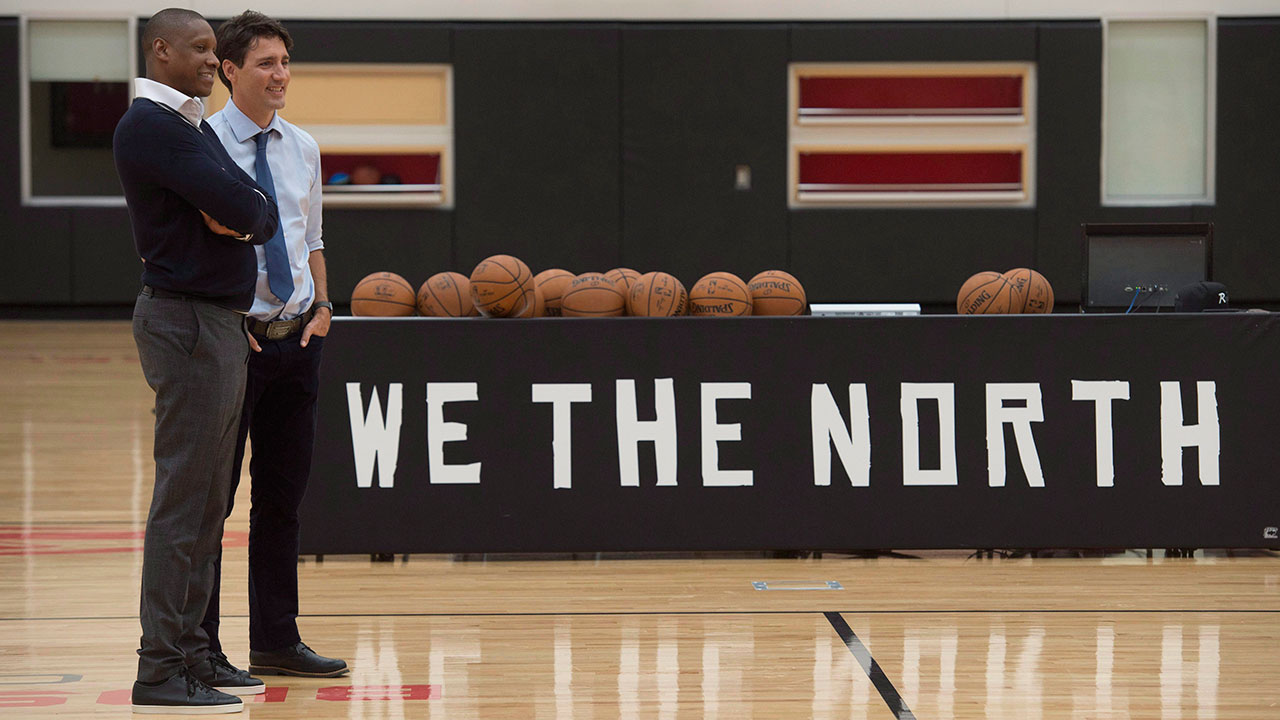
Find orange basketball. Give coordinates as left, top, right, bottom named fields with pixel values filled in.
left=1003, top=267, right=1055, bottom=314
left=470, top=254, right=534, bottom=318
left=628, top=271, right=688, bottom=317
left=957, top=271, right=1014, bottom=314
left=747, top=270, right=806, bottom=316
left=534, top=268, right=574, bottom=317
left=605, top=267, right=641, bottom=296
left=416, top=271, right=478, bottom=317
left=561, top=273, right=627, bottom=317
left=689, top=272, right=752, bottom=316
left=351, top=271, right=416, bottom=317
left=513, top=284, right=546, bottom=318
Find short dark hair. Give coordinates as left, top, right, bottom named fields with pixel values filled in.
left=215, top=10, right=294, bottom=92
left=142, top=8, right=207, bottom=56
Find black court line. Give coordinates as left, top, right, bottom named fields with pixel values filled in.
left=825, top=611, right=917, bottom=720
left=4, top=607, right=1280, bottom=622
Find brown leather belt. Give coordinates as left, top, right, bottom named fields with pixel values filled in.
left=247, top=307, right=315, bottom=340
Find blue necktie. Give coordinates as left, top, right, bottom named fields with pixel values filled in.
left=255, top=131, right=294, bottom=304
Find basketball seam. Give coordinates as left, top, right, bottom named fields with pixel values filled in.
left=449, top=276, right=466, bottom=317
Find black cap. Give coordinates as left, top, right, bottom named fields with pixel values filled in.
left=1174, top=281, right=1231, bottom=312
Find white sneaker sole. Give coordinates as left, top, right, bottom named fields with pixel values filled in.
left=131, top=699, right=244, bottom=714
left=213, top=682, right=266, bottom=696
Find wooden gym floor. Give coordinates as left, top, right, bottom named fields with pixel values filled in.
left=3, top=320, right=1279, bottom=718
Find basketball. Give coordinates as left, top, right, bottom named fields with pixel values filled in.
left=470, top=254, right=534, bottom=318
left=534, top=268, right=574, bottom=317
left=416, top=271, right=478, bottom=317
left=957, top=271, right=1014, bottom=314
left=605, top=267, right=641, bottom=296
left=1003, top=267, right=1055, bottom=314
left=561, top=272, right=627, bottom=317
left=514, top=284, right=546, bottom=318
left=628, top=271, right=688, bottom=317
left=689, top=271, right=752, bottom=316
left=747, top=270, right=807, bottom=316
left=350, top=271, right=416, bottom=317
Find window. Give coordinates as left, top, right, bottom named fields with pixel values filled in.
left=205, top=63, right=454, bottom=208
left=1102, top=19, right=1215, bottom=205
left=21, top=18, right=134, bottom=205
left=789, top=63, right=1036, bottom=207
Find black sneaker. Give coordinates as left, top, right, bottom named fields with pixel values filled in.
left=249, top=642, right=349, bottom=677
left=131, top=667, right=244, bottom=714
left=189, top=652, right=266, bottom=696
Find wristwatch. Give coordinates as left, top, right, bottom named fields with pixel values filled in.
left=313, top=301, right=334, bottom=313
left=234, top=232, right=253, bottom=242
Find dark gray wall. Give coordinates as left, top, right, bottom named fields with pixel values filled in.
left=453, top=24, right=621, bottom=273
left=622, top=25, right=789, bottom=283
left=2, top=18, right=1278, bottom=309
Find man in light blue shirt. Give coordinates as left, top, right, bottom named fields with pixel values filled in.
left=202, top=10, right=348, bottom=680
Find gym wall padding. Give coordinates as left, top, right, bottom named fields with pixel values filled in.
left=453, top=24, right=622, bottom=273
left=621, top=24, right=789, bottom=284
left=1214, top=18, right=1280, bottom=302
left=2, top=18, right=1280, bottom=307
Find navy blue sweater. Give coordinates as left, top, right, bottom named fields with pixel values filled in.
left=114, top=98, right=280, bottom=311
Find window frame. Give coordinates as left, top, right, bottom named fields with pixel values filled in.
left=1100, top=16, right=1217, bottom=207
left=788, top=61, right=1038, bottom=209
left=19, top=14, right=137, bottom=207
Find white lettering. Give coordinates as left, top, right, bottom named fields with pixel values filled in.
left=986, top=383, right=1045, bottom=487
left=1071, top=380, right=1130, bottom=487
left=701, top=382, right=753, bottom=487
left=900, top=383, right=957, bottom=486
left=426, top=382, right=481, bottom=484
left=810, top=383, right=870, bottom=486
left=346, top=382, right=402, bottom=488
left=1160, top=381, right=1220, bottom=486
left=615, top=379, right=678, bottom=486
left=532, top=383, right=593, bottom=489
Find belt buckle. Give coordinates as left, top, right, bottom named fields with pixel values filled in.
left=266, top=321, right=293, bottom=340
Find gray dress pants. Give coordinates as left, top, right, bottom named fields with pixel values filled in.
left=132, top=291, right=248, bottom=683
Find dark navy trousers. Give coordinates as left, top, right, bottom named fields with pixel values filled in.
left=201, top=331, right=324, bottom=653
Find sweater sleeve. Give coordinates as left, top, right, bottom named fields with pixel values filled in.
left=140, top=112, right=280, bottom=245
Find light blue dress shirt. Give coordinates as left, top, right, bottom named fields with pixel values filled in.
left=208, top=98, right=324, bottom=321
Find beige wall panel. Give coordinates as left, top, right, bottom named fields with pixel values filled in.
left=205, top=65, right=448, bottom=126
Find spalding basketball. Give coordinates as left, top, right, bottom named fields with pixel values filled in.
left=351, top=271, right=416, bottom=317
left=561, top=273, right=627, bottom=317
left=416, top=271, right=478, bottom=317
left=957, top=271, right=1014, bottom=314
left=605, top=267, right=641, bottom=296
left=747, top=270, right=806, bottom=316
left=534, top=268, right=574, bottom=317
left=470, top=254, right=534, bottom=318
left=1003, top=267, right=1055, bottom=314
left=628, top=271, right=688, bottom=317
left=690, top=272, right=752, bottom=316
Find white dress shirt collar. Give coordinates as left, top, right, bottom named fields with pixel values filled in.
left=133, top=78, right=206, bottom=128
left=220, top=97, right=285, bottom=144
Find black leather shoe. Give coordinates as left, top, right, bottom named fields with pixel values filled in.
left=249, top=642, right=349, bottom=677
left=131, top=667, right=244, bottom=714
left=189, top=652, right=265, bottom=696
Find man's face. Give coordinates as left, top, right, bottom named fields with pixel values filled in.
left=225, top=35, right=290, bottom=118
left=163, top=19, right=218, bottom=97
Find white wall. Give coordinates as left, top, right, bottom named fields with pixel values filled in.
left=5, top=0, right=1279, bottom=20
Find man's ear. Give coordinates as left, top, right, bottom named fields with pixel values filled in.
left=152, top=36, right=169, bottom=63
left=221, top=58, right=238, bottom=86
